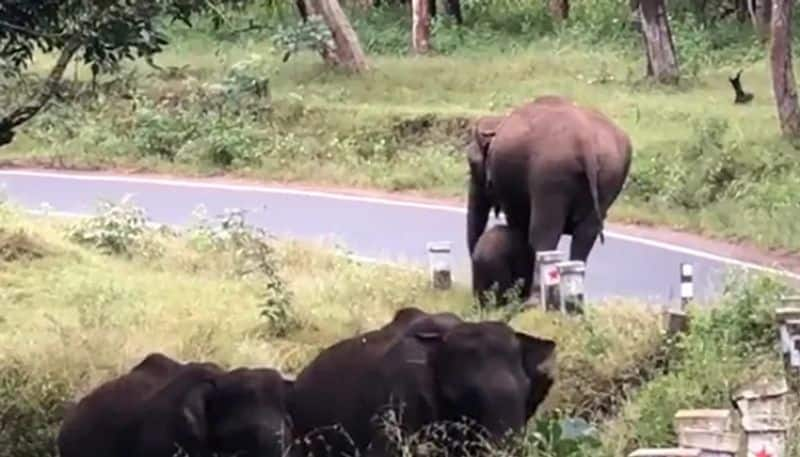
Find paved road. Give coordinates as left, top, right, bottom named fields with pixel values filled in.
left=1, top=169, right=797, bottom=305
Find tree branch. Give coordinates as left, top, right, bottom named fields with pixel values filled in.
left=0, top=34, right=82, bottom=146
left=0, top=20, right=65, bottom=40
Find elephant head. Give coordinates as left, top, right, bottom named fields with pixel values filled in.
left=416, top=321, right=556, bottom=440
left=132, top=364, right=293, bottom=457
left=198, top=367, right=294, bottom=457
left=467, top=115, right=504, bottom=189
left=466, top=115, right=506, bottom=255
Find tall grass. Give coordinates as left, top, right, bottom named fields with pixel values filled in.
left=0, top=199, right=796, bottom=457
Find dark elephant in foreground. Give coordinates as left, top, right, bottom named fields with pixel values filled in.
left=57, top=352, right=294, bottom=457
left=471, top=223, right=534, bottom=307
left=287, top=307, right=557, bottom=457
left=466, top=95, right=633, bottom=289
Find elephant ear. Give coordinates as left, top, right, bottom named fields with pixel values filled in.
left=178, top=378, right=217, bottom=448
left=469, top=116, right=502, bottom=157
left=516, top=332, right=557, bottom=417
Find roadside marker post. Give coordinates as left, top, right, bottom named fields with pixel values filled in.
left=680, top=262, right=694, bottom=308
left=535, top=250, right=566, bottom=311
left=556, top=260, right=586, bottom=314
left=774, top=296, right=800, bottom=371
left=426, top=241, right=452, bottom=290
left=733, top=379, right=790, bottom=457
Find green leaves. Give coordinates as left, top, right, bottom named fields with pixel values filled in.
left=0, top=0, right=248, bottom=76
left=528, top=415, right=602, bottom=457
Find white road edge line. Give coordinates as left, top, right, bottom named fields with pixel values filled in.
left=3, top=168, right=799, bottom=282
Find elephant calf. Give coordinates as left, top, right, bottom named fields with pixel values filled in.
left=471, top=223, right=534, bottom=308
left=57, top=352, right=294, bottom=457
left=288, top=307, right=556, bottom=457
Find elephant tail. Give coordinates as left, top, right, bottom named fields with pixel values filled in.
left=585, top=154, right=605, bottom=244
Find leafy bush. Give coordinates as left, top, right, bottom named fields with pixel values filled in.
left=67, top=195, right=159, bottom=257
left=628, top=117, right=800, bottom=214
left=525, top=415, right=602, bottom=457
left=600, top=273, right=790, bottom=456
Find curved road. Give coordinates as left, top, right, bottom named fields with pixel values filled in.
left=1, top=169, right=797, bottom=305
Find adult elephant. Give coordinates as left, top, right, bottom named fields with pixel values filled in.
left=471, top=223, right=534, bottom=307
left=57, top=353, right=294, bottom=457
left=288, top=307, right=556, bottom=457
left=466, top=95, right=633, bottom=287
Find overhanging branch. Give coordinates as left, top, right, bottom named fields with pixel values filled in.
left=0, top=34, right=82, bottom=145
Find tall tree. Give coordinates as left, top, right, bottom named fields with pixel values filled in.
left=411, top=0, right=431, bottom=54
left=635, top=0, right=680, bottom=84
left=769, top=0, right=800, bottom=136
left=303, top=0, right=369, bottom=72
left=0, top=0, right=219, bottom=148
left=749, top=0, right=772, bottom=41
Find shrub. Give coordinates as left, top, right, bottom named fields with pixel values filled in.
left=66, top=195, right=159, bottom=257
left=600, top=273, right=791, bottom=456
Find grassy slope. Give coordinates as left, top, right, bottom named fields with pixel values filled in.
left=0, top=201, right=796, bottom=457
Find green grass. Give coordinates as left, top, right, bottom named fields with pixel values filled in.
left=0, top=197, right=797, bottom=457
left=2, top=4, right=800, bottom=254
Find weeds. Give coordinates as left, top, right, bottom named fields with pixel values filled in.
left=0, top=228, right=50, bottom=263
left=186, top=205, right=298, bottom=337
left=0, top=207, right=797, bottom=457
left=66, top=195, right=159, bottom=257
left=598, top=272, right=791, bottom=456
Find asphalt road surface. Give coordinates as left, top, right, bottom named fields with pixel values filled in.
left=1, top=169, right=797, bottom=305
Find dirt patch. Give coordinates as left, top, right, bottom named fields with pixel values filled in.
left=0, top=228, right=50, bottom=263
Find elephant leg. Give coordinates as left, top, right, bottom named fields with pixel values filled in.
left=526, top=194, right=567, bottom=299
left=472, top=260, right=508, bottom=308
left=569, top=216, right=602, bottom=263
left=467, top=180, right=491, bottom=256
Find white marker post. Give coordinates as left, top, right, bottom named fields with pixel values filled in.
left=674, top=409, right=740, bottom=457
left=426, top=241, right=452, bottom=290
left=774, top=300, right=800, bottom=371
left=680, top=262, right=694, bottom=308
left=733, top=379, right=789, bottom=457
left=535, top=250, right=566, bottom=311
left=556, top=260, right=586, bottom=314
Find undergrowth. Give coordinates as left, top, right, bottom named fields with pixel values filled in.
left=0, top=198, right=796, bottom=457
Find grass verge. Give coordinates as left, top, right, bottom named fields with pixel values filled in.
left=0, top=196, right=797, bottom=457
left=0, top=5, right=799, bottom=255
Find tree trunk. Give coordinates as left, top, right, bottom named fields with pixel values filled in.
left=769, top=0, right=800, bottom=137
left=548, top=0, right=569, bottom=21
left=304, top=0, right=369, bottom=72
left=411, top=0, right=431, bottom=54
left=638, top=0, right=679, bottom=84
left=749, top=0, right=772, bottom=41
